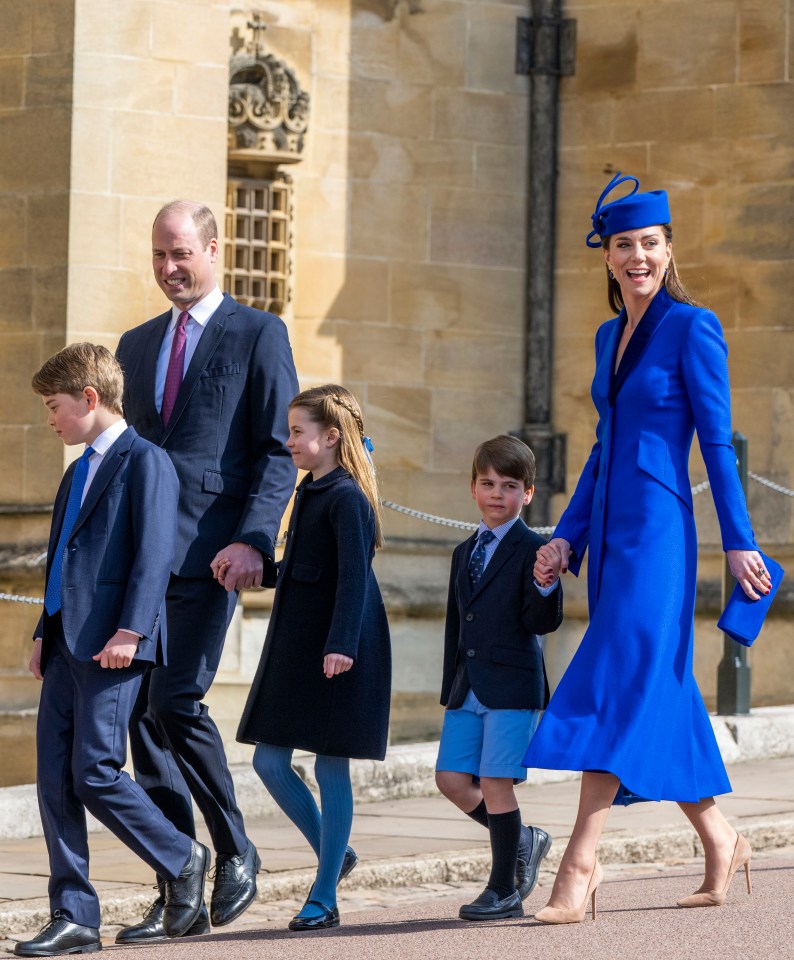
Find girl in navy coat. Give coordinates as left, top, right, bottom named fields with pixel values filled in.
left=527, top=175, right=771, bottom=923
left=236, top=385, right=391, bottom=931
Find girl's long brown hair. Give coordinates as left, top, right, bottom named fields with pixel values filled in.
left=289, top=384, right=384, bottom=548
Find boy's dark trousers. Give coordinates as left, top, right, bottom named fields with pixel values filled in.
left=37, top=614, right=191, bottom=929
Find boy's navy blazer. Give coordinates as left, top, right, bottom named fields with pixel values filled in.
left=441, top=517, right=563, bottom=711
left=116, top=294, right=298, bottom=578
left=34, top=427, right=178, bottom=669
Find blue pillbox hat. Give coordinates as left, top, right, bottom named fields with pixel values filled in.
left=586, top=172, right=671, bottom=248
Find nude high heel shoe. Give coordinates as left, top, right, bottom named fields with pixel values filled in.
left=534, top=860, right=603, bottom=924
left=677, top=834, right=752, bottom=908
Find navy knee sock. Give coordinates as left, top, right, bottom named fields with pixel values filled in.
left=465, top=798, right=489, bottom=828
left=487, top=809, right=521, bottom=899
left=252, top=743, right=321, bottom=855
left=296, top=754, right=353, bottom=919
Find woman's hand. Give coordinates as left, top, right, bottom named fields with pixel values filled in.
left=727, top=549, right=772, bottom=600
left=323, top=653, right=354, bottom=678
left=534, top=538, right=572, bottom=586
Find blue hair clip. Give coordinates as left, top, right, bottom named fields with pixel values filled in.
left=586, top=171, right=640, bottom=248
left=362, top=435, right=374, bottom=465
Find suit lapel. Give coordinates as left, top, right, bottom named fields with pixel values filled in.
left=611, top=287, right=675, bottom=400
left=69, top=428, right=135, bottom=540
left=469, top=521, right=523, bottom=600
left=142, top=312, right=171, bottom=435
left=457, top=535, right=476, bottom=604
left=593, top=316, right=621, bottom=407
left=161, top=296, right=231, bottom=442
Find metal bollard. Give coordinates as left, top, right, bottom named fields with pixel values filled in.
left=716, top=431, right=751, bottom=715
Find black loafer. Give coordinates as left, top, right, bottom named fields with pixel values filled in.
left=288, top=900, right=340, bottom=932
left=14, top=911, right=101, bottom=956
left=339, top=846, right=358, bottom=882
left=115, top=895, right=210, bottom=944
left=163, top=840, right=210, bottom=938
left=210, top=838, right=261, bottom=927
left=459, top=888, right=523, bottom=921
left=516, top=825, right=552, bottom=900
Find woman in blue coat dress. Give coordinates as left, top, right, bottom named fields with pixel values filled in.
left=525, top=174, right=772, bottom=923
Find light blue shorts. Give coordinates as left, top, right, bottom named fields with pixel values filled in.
left=435, top=688, right=540, bottom=782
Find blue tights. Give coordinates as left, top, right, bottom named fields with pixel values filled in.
left=253, top=743, right=353, bottom=918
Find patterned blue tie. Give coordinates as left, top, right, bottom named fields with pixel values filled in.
left=44, top=446, right=95, bottom=615
left=469, top=529, right=496, bottom=586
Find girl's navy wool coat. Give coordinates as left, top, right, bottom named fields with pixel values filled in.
left=237, top=467, right=391, bottom=760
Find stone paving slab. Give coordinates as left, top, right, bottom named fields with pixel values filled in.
left=1, top=756, right=793, bottom=940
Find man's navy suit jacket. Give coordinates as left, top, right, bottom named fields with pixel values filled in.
left=116, top=293, right=299, bottom=578
left=441, top=518, right=563, bottom=712
left=34, top=427, right=179, bottom=670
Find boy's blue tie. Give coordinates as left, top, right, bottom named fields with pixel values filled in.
left=469, top=529, right=496, bottom=586
left=44, top=446, right=95, bottom=615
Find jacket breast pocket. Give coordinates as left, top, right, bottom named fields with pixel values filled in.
left=637, top=429, right=693, bottom=513
left=202, top=469, right=249, bottom=500
left=490, top=645, right=537, bottom=671
left=291, top=563, right=322, bottom=583
left=201, top=363, right=240, bottom=379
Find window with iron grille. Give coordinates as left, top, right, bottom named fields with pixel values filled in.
left=224, top=176, right=291, bottom=315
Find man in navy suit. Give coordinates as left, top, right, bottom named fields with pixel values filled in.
left=16, top=344, right=209, bottom=958
left=114, top=200, right=298, bottom=943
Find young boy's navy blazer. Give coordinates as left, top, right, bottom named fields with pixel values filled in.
left=441, top=518, right=563, bottom=712
left=34, top=426, right=189, bottom=930
left=34, top=426, right=177, bottom=669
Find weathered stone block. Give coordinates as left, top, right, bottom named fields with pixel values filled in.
left=349, top=5, right=399, bottom=80
left=350, top=181, right=427, bottom=260
left=25, top=52, right=72, bottom=108
left=398, top=0, right=465, bottom=87
left=0, top=109, right=71, bottom=192
left=465, top=2, right=530, bottom=95
left=715, top=83, right=794, bottom=141
left=432, top=387, right=524, bottom=472
left=33, top=0, right=75, bottom=55
left=704, top=183, right=794, bottom=261
left=424, top=329, right=522, bottom=394
left=334, top=321, right=424, bottom=387
left=74, top=0, right=152, bottom=58
left=294, top=253, right=389, bottom=324
left=67, top=194, right=121, bottom=269
left=367, top=384, right=432, bottom=471
left=0, top=196, right=26, bottom=266
left=736, top=261, right=794, bottom=331
left=350, top=134, right=474, bottom=188
left=565, top=6, right=638, bottom=97
left=32, top=266, right=68, bottom=335
left=69, top=108, right=112, bottom=194
left=0, top=427, right=25, bottom=502
left=724, top=329, right=794, bottom=391
left=739, top=0, right=787, bottom=83
left=289, top=316, right=344, bottom=383
left=434, top=89, right=527, bottom=146
left=73, top=53, right=175, bottom=111
left=613, top=88, right=715, bottom=144
left=559, top=95, right=613, bottom=148
left=26, top=194, right=69, bottom=269
left=390, top=261, right=523, bottom=335
left=0, top=336, right=52, bottom=427
left=430, top=188, right=525, bottom=268
left=151, top=3, right=229, bottom=65
left=732, top=136, right=794, bottom=185
left=638, top=3, right=736, bottom=87
left=0, top=269, right=33, bottom=333
left=295, top=177, right=349, bottom=256
left=174, top=63, right=229, bottom=119
left=0, top=57, right=24, bottom=110
left=0, top=1, right=31, bottom=56
left=350, top=79, right=433, bottom=139
left=65, top=267, right=149, bottom=340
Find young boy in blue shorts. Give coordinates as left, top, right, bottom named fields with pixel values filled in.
left=436, top=435, right=563, bottom=921
left=16, top=344, right=208, bottom=958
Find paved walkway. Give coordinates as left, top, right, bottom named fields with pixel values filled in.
left=2, top=755, right=794, bottom=949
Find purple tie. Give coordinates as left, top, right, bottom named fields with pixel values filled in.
left=161, top=311, right=189, bottom=426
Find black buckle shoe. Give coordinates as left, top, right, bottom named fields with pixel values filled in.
left=459, top=888, right=523, bottom=921
left=115, top=893, right=211, bottom=945
left=14, top=911, right=101, bottom=956
left=339, top=846, right=358, bottom=882
left=163, top=840, right=210, bottom=938
left=288, top=900, right=340, bottom=932
left=210, top=838, right=261, bottom=927
left=516, top=825, right=552, bottom=900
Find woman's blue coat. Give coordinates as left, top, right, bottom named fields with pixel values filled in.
left=524, top=287, right=756, bottom=803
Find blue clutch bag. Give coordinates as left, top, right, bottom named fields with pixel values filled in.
left=717, top=552, right=785, bottom=647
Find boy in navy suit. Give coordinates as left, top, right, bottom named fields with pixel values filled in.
left=16, top=344, right=209, bottom=957
left=436, top=435, right=563, bottom=921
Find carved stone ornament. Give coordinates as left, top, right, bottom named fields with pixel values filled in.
left=228, top=49, right=310, bottom=163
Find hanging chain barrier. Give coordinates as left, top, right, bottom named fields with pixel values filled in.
left=1, top=472, right=792, bottom=607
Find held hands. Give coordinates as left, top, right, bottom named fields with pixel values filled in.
left=534, top=537, right=572, bottom=587
left=727, top=549, right=772, bottom=601
left=211, top=542, right=264, bottom=592
left=29, top=637, right=43, bottom=681
left=323, top=653, right=354, bottom=679
left=92, top=631, right=139, bottom=669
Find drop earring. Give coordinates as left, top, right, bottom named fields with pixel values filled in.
left=608, top=269, right=614, bottom=280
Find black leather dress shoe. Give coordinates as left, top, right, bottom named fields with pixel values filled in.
left=287, top=900, right=340, bottom=932
left=14, top=911, right=101, bottom=956
left=114, top=896, right=210, bottom=944
left=163, top=840, right=210, bottom=938
left=516, top=825, right=552, bottom=900
left=339, top=846, right=358, bottom=882
left=210, top=838, right=261, bottom=927
left=459, top=888, right=523, bottom=921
